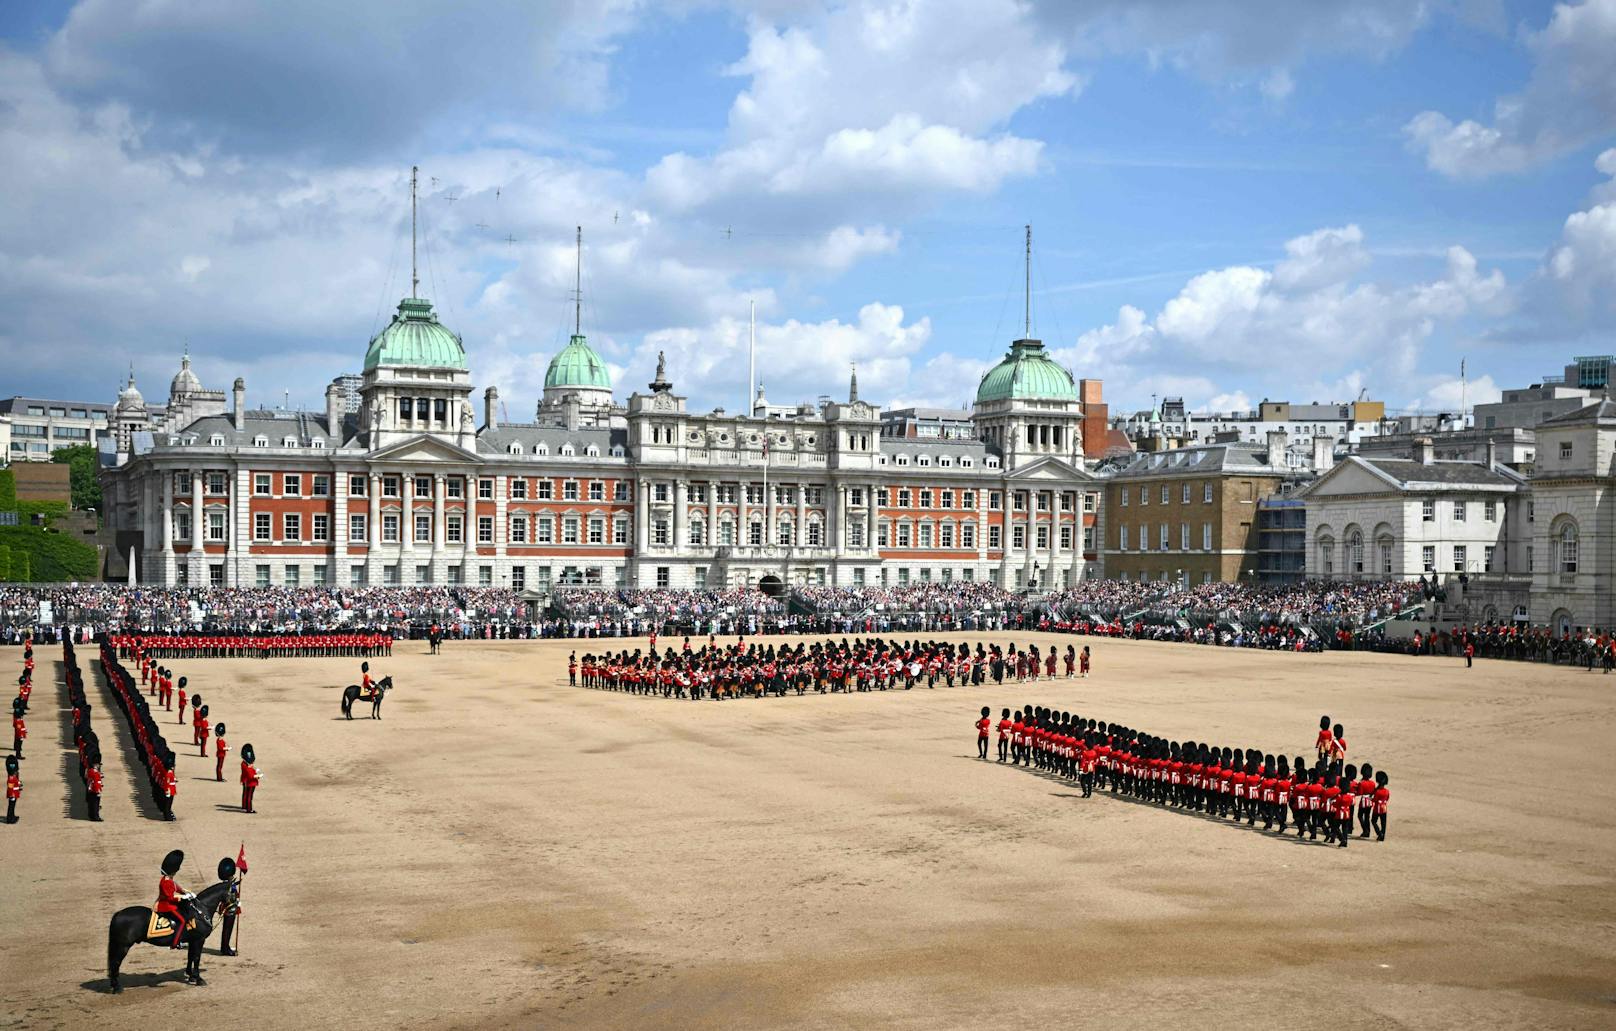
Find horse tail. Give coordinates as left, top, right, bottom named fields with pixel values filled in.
left=341, top=687, right=351, bottom=717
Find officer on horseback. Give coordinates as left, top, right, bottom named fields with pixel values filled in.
left=361, top=662, right=376, bottom=701
left=155, top=849, right=196, bottom=949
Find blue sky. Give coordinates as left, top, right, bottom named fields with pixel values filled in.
left=1, top=0, right=1613, bottom=420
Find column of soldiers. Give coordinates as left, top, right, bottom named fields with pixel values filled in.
left=976, top=707, right=1391, bottom=847
left=5, top=642, right=30, bottom=823
left=99, top=642, right=179, bottom=820
left=570, top=637, right=1093, bottom=699
left=63, top=640, right=104, bottom=821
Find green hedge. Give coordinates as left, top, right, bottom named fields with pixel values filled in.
left=0, top=525, right=96, bottom=582
left=0, top=544, right=9, bottom=580
left=0, top=469, right=15, bottom=510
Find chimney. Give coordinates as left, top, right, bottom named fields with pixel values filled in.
left=1312, top=434, right=1334, bottom=473
left=325, top=381, right=342, bottom=439
left=1414, top=436, right=1434, bottom=465
left=563, top=394, right=580, bottom=432
left=1485, top=436, right=1497, bottom=469
left=1266, top=429, right=1288, bottom=469
left=232, top=377, right=246, bottom=431
left=484, top=386, right=499, bottom=431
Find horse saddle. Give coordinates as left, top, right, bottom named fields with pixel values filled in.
left=146, top=911, right=191, bottom=941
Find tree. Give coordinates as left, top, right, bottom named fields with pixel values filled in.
left=51, top=443, right=102, bottom=512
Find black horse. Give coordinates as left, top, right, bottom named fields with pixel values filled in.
left=106, top=871, right=235, bottom=992
left=341, top=675, right=393, bottom=719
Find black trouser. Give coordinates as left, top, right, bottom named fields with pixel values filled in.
left=977, top=737, right=988, bottom=759
left=88, top=792, right=100, bottom=821
left=6, top=798, right=14, bottom=822
left=242, top=785, right=256, bottom=811
left=997, top=738, right=1008, bottom=762
left=1358, top=806, right=1371, bottom=837
left=1080, top=771, right=1093, bottom=797
left=1372, top=811, right=1387, bottom=840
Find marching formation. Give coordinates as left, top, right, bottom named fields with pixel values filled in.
left=976, top=707, right=1391, bottom=846
left=113, top=632, right=393, bottom=660
left=572, top=636, right=1091, bottom=699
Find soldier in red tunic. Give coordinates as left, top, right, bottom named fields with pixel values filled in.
left=4, top=754, right=20, bottom=823
left=215, top=723, right=229, bottom=781
left=177, top=677, right=188, bottom=725
left=240, top=743, right=261, bottom=814
left=155, top=849, right=194, bottom=948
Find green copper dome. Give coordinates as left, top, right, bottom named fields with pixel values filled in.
left=975, top=338, right=1077, bottom=404
left=544, top=334, right=612, bottom=390
left=364, top=298, right=467, bottom=371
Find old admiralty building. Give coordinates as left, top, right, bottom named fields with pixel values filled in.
left=101, top=292, right=1105, bottom=592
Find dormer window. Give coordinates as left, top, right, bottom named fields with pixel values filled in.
left=253, top=436, right=268, bottom=448
left=561, top=444, right=576, bottom=457
left=918, top=455, right=931, bottom=466
left=939, top=456, right=952, bottom=467
left=210, top=434, right=225, bottom=447
left=962, top=458, right=973, bottom=468
left=610, top=445, right=625, bottom=457
left=508, top=442, right=523, bottom=455
left=585, top=445, right=600, bottom=457
left=282, top=436, right=297, bottom=448
left=311, top=439, right=325, bottom=449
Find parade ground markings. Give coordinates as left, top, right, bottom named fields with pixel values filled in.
left=0, top=634, right=1612, bottom=1029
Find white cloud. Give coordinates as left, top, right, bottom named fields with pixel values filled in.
left=1405, top=0, right=1616, bottom=177
left=1414, top=373, right=1501, bottom=410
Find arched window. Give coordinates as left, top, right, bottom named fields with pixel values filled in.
left=1559, top=522, right=1579, bottom=573
left=1378, top=535, right=1395, bottom=575
left=688, top=518, right=706, bottom=546
left=1347, top=529, right=1364, bottom=574
left=777, top=519, right=794, bottom=546
left=1318, top=536, right=1335, bottom=576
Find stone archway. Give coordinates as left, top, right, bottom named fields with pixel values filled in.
left=757, top=574, right=786, bottom=598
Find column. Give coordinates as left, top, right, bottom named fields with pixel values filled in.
left=795, top=482, right=806, bottom=549
left=368, top=472, right=381, bottom=585
left=865, top=488, right=875, bottom=553
left=188, top=470, right=203, bottom=584
left=706, top=479, right=718, bottom=547
left=764, top=479, right=774, bottom=549
left=1049, top=500, right=1061, bottom=589
left=433, top=472, right=447, bottom=580
left=673, top=479, right=687, bottom=557
left=833, top=485, right=846, bottom=550
left=493, top=473, right=509, bottom=581
left=333, top=470, right=349, bottom=585
left=1021, top=494, right=1034, bottom=586
left=226, top=468, right=241, bottom=586
left=636, top=481, right=650, bottom=553
left=976, top=487, right=988, bottom=565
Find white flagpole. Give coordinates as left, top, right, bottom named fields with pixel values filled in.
left=748, top=300, right=756, bottom=417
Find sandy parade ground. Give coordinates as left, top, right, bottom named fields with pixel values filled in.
left=1, top=634, right=1614, bottom=1030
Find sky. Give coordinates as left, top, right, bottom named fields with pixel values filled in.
left=1, top=0, right=1613, bottom=421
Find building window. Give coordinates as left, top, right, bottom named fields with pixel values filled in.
left=1181, top=483, right=1190, bottom=503
left=207, top=511, right=227, bottom=542
left=1160, top=485, right=1169, bottom=505
left=1559, top=523, right=1579, bottom=573
left=536, top=516, right=554, bottom=544
left=1120, top=489, right=1129, bottom=508
left=446, top=514, right=463, bottom=543
left=313, top=564, right=328, bottom=585
left=478, top=478, right=493, bottom=500
left=207, top=472, right=228, bottom=495
left=1484, top=500, right=1497, bottom=521
left=350, top=475, right=368, bottom=497
left=588, top=517, right=605, bottom=545
left=1453, top=544, right=1467, bottom=572
left=254, top=513, right=271, bottom=541
left=613, top=520, right=629, bottom=546
left=941, top=490, right=954, bottom=509
left=566, top=481, right=581, bottom=501
left=588, top=481, right=604, bottom=502
left=1348, top=530, right=1363, bottom=573
left=777, top=520, right=793, bottom=546
left=479, top=565, right=493, bottom=587
left=414, top=514, right=432, bottom=542
left=657, top=566, right=671, bottom=588
left=283, top=513, right=301, bottom=540
left=1421, top=545, right=1435, bottom=572
left=1560, top=441, right=1573, bottom=460
left=253, top=474, right=271, bottom=496
left=511, top=566, right=525, bottom=590
left=384, top=564, right=400, bottom=585
left=1120, top=525, right=1130, bottom=551
left=940, top=523, right=954, bottom=548
left=1203, top=483, right=1213, bottom=503
left=312, top=474, right=330, bottom=497
left=1139, top=486, right=1148, bottom=506
left=961, top=523, right=975, bottom=549
left=988, top=525, right=1001, bottom=549
left=510, top=516, right=528, bottom=544
left=350, top=514, right=367, bottom=542
left=988, top=491, right=1001, bottom=510
left=255, top=564, right=271, bottom=587
left=1013, top=491, right=1027, bottom=511
left=1011, top=525, right=1024, bottom=550
left=383, top=476, right=400, bottom=497
left=1421, top=499, right=1435, bottom=522
left=175, top=511, right=192, bottom=542
left=614, top=481, right=630, bottom=502
left=563, top=516, right=580, bottom=544
left=511, top=478, right=528, bottom=500
left=446, top=478, right=463, bottom=499
left=806, top=520, right=823, bottom=546
left=688, top=519, right=705, bottom=546
left=283, top=474, right=301, bottom=496
left=1159, top=523, right=1169, bottom=550
left=1179, top=523, right=1189, bottom=551
left=1453, top=501, right=1466, bottom=522
left=1083, top=526, right=1095, bottom=551
left=918, top=523, right=933, bottom=548
left=382, top=514, right=400, bottom=542
left=1202, top=522, right=1212, bottom=550
left=1380, top=538, right=1394, bottom=574
left=1484, top=545, right=1496, bottom=571
left=898, top=489, right=911, bottom=508
left=962, top=491, right=975, bottom=508
left=477, top=517, right=493, bottom=544
left=1034, top=525, right=1048, bottom=549
left=312, top=514, right=329, bottom=541
left=537, top=479, right=553, bottom=500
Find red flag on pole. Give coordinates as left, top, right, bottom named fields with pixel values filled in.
left=237, top=842, right=248, bottom=874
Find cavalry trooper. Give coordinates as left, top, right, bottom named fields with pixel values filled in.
left=4, top=754, right=20, bottom=823
left=155, top=849, right=195, bottom=949
left=239, top=743, right=261, bottom=814
left=219, top=852, right=246, bottom=956
left=361, top=662, right=376, bottom=701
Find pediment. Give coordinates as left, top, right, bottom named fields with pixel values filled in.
left=368, top=434, right=484, bottom=465
left=1005, top=456, right=1094, bottom=482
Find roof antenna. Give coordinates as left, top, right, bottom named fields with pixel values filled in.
left=748, top=299, right=756, bottom=417
left=410, top=165, right=420, bottom=299
left=1023, top=223, right=1032, bottom=339
left=574, top=225, right=583, bottom=337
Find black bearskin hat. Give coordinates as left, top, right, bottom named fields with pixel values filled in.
left=215, top=722, right=226, bottom=737
left=362, top=662, right=370, bottom=672
left=179, top=676, right=187, bottom=688
left=241, top=743, right=255, bottom=764
left=162, top=849, right=185, bottom=876
left=198, top=705, right=209, bottom=719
